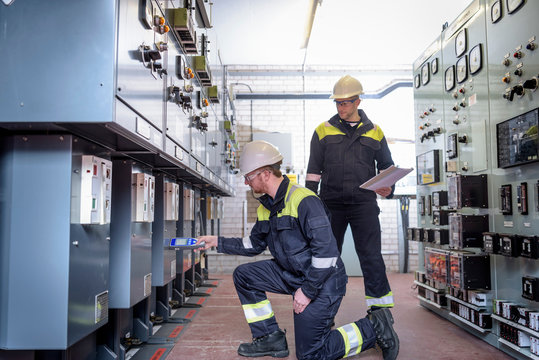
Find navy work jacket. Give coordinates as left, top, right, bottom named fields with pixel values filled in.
left=217, top=176, right=347, bottom=300
left=307, top=109, right=395, bottom=205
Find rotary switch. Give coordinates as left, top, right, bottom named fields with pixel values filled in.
left=523, top=77, right=538, bottom=90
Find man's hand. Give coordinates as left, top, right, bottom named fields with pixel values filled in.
left=374, top=186, right=392, bottom=198
left=293, top=288, right=311, bottom=314
left=196, top=235, right=218, bottom=250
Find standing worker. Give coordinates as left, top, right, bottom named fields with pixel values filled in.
left=306, top=75, right=396, bottom=312
left=197, top=140, right=399, bottom=360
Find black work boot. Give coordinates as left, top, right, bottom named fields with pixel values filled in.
left=367, top=308, right=399, bottom=360
left=237, top=329, right=289, bottom=358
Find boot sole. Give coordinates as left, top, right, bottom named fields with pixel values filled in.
left=237, top=349, right=289, bottom=358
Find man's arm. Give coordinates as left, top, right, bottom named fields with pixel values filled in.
left=306, top=130, right=324, bottom=194
left=375, top=132, right=396, bottom=199
left=197, top=219, right=269, bottom=256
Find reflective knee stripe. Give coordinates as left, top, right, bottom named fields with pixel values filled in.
left=337, top=322, right=363, bottom=357
left=242, top=236, right=253, bottom=249
left=242, top=299, right=274, bottom=324
left=366, top=291, right=394, bottom=308
left=311, top=256, right=337, bottom=268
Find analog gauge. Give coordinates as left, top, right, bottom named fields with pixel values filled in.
left=415, top=74, right=421, bottom=88
left=455, top=28, right=467, bottom=57
left=422, top=64, right=430, bottom=85
left=431, top=58, right=439, bottom=74
left=456, top=56, right=468, bottom=83
left=506, top=0, right=524, bottom=14
left=445, top=65, right=455, bottom=92
left=491, top=0, right=502, bottom=23
left=469, top=44, right=483, bottom=75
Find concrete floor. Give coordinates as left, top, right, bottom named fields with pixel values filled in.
left=166, top=272, right=513, bottom=360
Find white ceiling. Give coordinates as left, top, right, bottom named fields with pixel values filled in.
left=209, top=0, right=473, bottom=67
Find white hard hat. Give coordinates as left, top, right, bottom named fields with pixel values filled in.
left=239, top=140, right=283, bottom=175
left=330, top=75, right=364, bottom=99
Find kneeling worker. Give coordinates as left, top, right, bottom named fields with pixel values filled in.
left=196, top=140, right=399, bottom=360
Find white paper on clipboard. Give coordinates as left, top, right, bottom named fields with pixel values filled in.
left=359, top=165, right=413, bottom=191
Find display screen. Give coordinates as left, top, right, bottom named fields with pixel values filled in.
left=170, top=237, right=197, bottom=246
left=416, top=150, right=440, bottom=185
left=497, top=108, right=538, bottom=168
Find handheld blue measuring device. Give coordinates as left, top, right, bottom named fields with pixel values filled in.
left=169, top=237, right=205, bottom=249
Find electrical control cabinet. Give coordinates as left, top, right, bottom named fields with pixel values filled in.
left=110, top=161, right=153, bottom=309
left=152, top=174, right=177, bottom=287
left=0, top=0, right=234, bottom=198
left=0, top=135, right=110, bottom=349
left=442, top=0, right=491, bottom=175
left=414, top=1, right=539, bottom=358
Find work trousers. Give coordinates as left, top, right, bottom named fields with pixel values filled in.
left=327, top=202, right=392, bottom=306
left=233, top=259, right=376, bottom=360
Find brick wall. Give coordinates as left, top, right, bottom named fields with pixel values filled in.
left=209, top=65, right=417, bottom=275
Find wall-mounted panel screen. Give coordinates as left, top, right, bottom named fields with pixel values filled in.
left=416, top=149, right=440, bottom=185
left=497, top=108, right=538, bottom=168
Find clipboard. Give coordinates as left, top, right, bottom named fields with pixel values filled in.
left=359, top=165, right=413, bottom=191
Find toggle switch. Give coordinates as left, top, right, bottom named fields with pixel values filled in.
left=513, top=51, right=523, bottom=59
left=526, top=42, right=536, bottom=51
left=502, top=58, right=511, bottom=66
left=502, top=75, right=511, bottom=83
left=514, top=68, right=523, bottom=77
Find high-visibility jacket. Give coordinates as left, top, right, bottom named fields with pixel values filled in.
left=217, top=176, right=347, bottom=300
left=307, top=109, right=394, bottom=205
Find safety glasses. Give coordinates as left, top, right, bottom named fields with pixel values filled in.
left=334, top=97, right=358, bottom=106
left=244, top=169, right=266, bottom=183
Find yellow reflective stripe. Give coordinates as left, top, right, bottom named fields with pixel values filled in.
left=242, top=300, right=274, bottom=324
left=315, top=121, right=346, bottom=140
left=257, top=205, right=270, bottom=221
left=366, top=291, right=394, bottom=308
left=361, top=124, right=385, bottom=142
left=337, top=322, right=363, bottom=357
left=278, top=182, right=316, bottom=219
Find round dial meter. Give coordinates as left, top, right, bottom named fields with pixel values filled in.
left=456, top=56, right=468, bottom=83
left=469, top=44, right=483, bottom=75
left=431, top=58, right=438, bottom=74
left=455, top=29, right=467, bottom=57
left=507, top=0, right=524, bottom=14
left=445, top=66, right=455, bottom=92
left=422, top=64, right=430, bottom=85
left=491, top=0, right=502, bottom=23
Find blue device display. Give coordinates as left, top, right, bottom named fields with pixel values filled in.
left=169, top=238, right=204, bottom=248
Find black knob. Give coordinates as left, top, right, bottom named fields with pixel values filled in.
left=523, top=78, right=538, bottom=90
left=513, top=85, right=524, bottom=96
left=514, top=69, right=523, bottom=76
left=452, top=105, right=459, bottom=112
left=458, top=135, right=467, bottom=143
